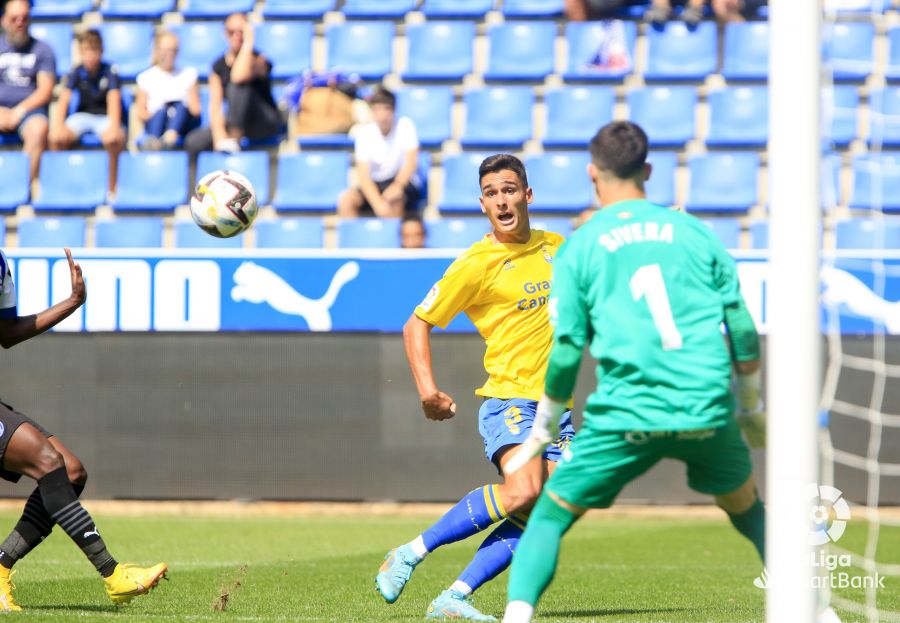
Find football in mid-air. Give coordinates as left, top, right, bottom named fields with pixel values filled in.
left=190, top=170, right=259, bottom=238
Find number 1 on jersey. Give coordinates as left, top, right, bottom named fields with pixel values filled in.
left=629, top=264, right=683, bottom=351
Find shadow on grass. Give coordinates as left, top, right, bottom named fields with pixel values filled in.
left=542, top=607, right=691, bottom=618
left=28, top=604, right=118, bottom=613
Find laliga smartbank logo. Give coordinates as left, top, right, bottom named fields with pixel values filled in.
left=753, top=484, right=886, bottom=591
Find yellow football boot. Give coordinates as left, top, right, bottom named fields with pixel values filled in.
left=0, top=566, right=22, bottom=611
left=104, top=562, right=168, bottom=605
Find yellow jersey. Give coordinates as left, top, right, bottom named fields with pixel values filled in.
left=415, top=229, right=564, bottom=401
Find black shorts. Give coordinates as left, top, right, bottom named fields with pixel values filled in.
left=358, top=178, right=421, bottom=215
left=0, top=400, right=52, bottom=483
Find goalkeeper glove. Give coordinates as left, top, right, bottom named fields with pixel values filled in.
left=735, top=368, right=766, bottom=448
left=503, top=394, right=567, bottom=476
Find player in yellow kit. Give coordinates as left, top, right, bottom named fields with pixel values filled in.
left=374, top=154, right=574, bottom=622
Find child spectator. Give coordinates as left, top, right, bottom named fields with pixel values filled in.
left=50, top=30, right=124, bottom=195
left=338, top=87, right=421, bottom=218
left=400, top=214, right=426, bottom=249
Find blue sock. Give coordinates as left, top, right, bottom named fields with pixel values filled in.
left=456, top=517, right=525, bottom=593
left=421, top=485, right=508, bottom=552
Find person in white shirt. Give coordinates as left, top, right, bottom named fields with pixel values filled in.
left=134, top=30, right=200, bottom=150
left=338, top=87, right=422, bottom=218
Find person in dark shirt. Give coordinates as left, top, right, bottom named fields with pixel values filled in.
left=49, top=30, right=124, bottom=195
left=0, top=0, right=55, bottom=184
left=185, top=12, right=283, bottom=155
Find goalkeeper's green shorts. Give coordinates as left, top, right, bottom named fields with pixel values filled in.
left=546, top=418, right=754, bottom=509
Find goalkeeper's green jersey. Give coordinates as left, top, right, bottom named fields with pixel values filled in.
left=550, top=199, right=755, bottom=431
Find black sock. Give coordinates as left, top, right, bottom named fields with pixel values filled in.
left=38, top=468, right=117, bottom=577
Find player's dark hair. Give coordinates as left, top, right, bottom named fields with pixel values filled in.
left=479, top=153, right=528, bottom=188
left=401, top=213, right=423, bottom=226
left=369, top=87, right=396, bottom=109
left=77, top=29, right=103, bottom=50
left=589, top=121, right=648, bottom=180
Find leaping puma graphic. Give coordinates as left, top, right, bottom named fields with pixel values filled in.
left=821, top=265, right=900, bottom=334
left=230, top=261, right=360, bottom=331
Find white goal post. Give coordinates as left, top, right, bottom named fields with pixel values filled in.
left=766, top=1, right=822, bottom=622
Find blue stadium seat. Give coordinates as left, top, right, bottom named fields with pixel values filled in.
left=18, top=217, right=86, bottom=248
left=827, top=0, right=890, bottom=14
left=255, top=218, right=324, bottom=248
left=256, top=22, right=313, bottom=80
left=29, top=23, right=72, bottom=76
left=396, top=87, right=453, bottom=148
left=543, top=86, right=615, bottom=148
left=421, top=0, right=492, bottom=17
left=113, top=153, right=188, bottom=212
left=824, top=22, right=874, bottom=82
left=342, top=0, right=416, bottom=17
left=438, top=152, right=489, bottom=213
left=706, top=86, right=769, bottom=148
left=850, top=153, right=900, bottom=211
left=197, top=152, right=271, bottom=206
left=835, top=217, right=900, bottom=249
left=830, top=85, right=859, bottom=148
left=338, top=218, right=401, bottom=249
left=403, top=21, right=474, bottom=82
left=686, top=153, right=759, bottom=213
left=99, top=22, right=154, bottom=81
left=701, top=218, right=741, bottom=250
left=484, top=21, right=555, bottom=81
left=31, top=0, right=92, bottom=18
left=564, top=21, right=638, bottom=81
left=530, top=216, right=574, bottom=238
left=722, top=21, right=768, bottom=81
left=100, top=0, right=175, bottom=18
left=34, top=152, right=107, bottom=212
left=868, top=87, right=900, bottom=147
left=461, top=87, right=534, bottom=148
left=749, top=220, right=768, bottom=249
left=886, top=27, right=900, bottom=82
left=263, top=0, right=335, bottom=17
left=425, top=218, right=490, bottom=248
left=821, top=153, right=842, bottom=209
left=646, top=151, right=678, bottom=207
left=172, top=22, right=227, bottom=80
left=525, top=152, right=594, bottom=212
left=627, top=86, right=697, bottom=148
left=182, top=0, right=254, bottom=18
left=644, top=21, right=717, bottom=81
left=174, top=221, right=244, bottom=248
left=0, top=153, right=29, bottom=212
left=273, top=152, right=348, bottom=212
left=95, top=217, right=164, bottom=248
left=326, top=22, right=394, bottom=81
left=502, top=0, right=564, bottom=17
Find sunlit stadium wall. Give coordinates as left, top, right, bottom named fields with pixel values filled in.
left=1, top=333, right=896, bottom=503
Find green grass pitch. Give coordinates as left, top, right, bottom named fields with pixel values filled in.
left=0, top=509, right=894, bottom=622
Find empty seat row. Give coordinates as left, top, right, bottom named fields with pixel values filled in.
left=11, top=215, right=900, bottom=250
left=32, top=20, right=793, bottom=83
left=8, top=216, right=573, bottom=249
left=32, top=0, right=573, bottom=19
left=6, top=150, right=898, bottom=215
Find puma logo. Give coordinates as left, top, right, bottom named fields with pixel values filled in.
left=230, top=261, right=360, bottom=332
left=83, top=529, right=100, bottom=539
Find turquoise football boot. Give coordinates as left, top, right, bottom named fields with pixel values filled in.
left=375, top=544, right=420, bottom=604
left=426, top=589, right=498, bottom=622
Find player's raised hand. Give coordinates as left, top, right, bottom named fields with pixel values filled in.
left=65, top=248, right=86, bottom=306
left=421, top=390, right=457, bottom=421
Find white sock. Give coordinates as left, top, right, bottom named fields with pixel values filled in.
left=450, top=580, right=472, bottom=595
left=502, top=600, right=534, bottom=623
left=409, top=535, right=429, bottom=560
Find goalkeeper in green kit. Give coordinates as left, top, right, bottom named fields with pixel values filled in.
left=500, top=121, right=767, bottom=623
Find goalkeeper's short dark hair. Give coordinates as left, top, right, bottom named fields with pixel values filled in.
left=478, top=153, right=529, bottom=189
left=589, top=121, right=649, bottom=180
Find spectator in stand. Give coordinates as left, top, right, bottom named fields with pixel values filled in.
left=338, top=87, right=421, bottom=219
left=283, top=70, right=361, bottom=140
left=0, top=0, right=55, bottom=184
left=50, top=30, right=124, bottom=195
left=185, top=13, right=282, bottom=154
left=400, top=214, right=426, bottom=249
left=135, top=30, right=200, bottom=150
left=642, top=0, right=763, bottom=25
left=564, top=0, right=648, bottom=19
